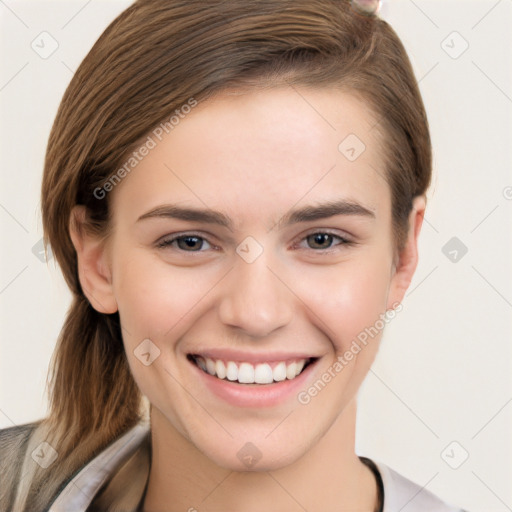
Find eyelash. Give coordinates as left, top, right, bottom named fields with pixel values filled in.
left=156, top=230, right=353, bottom=253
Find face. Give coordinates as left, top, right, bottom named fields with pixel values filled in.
left=77, top=87, right=419, bottom=471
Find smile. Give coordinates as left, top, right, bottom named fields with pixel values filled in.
left=189, top=355, right=314, bottom=384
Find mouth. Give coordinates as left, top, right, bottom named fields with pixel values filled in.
left=188, top=354, right=317, bottom=385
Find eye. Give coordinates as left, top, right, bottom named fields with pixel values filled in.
left=156, top=230, right=352, bottom=254
left=298, top=231, right=352, bottom=251
left=157, top=234, right=213, bottom=252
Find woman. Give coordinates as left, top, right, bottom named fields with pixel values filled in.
left=0, top=0, right=466, bottom=510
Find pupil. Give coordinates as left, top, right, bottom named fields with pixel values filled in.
left=181, top=236, right=201, bottom=250
left=312, top=233, right=331, bottom=248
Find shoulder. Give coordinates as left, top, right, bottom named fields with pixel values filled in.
left=1, top=419, right=150, bottom=511
left=0, top=421, right=41, bottom=510
left=0, top=421, right=41, bottom=472
left=0, top=420, right=38, bottom=448
left=373, top=460, right=467, bottom=512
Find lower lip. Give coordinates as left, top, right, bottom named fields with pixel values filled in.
left=189, top=358, right=318, bottom=408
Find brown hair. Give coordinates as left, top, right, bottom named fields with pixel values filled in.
left=17, top=0, right=431, bottom=507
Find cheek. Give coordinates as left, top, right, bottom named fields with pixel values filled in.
left=298, top=257, right=393, bottom=408
left=303, top=254, right=392, bottom=352
left=112, top=250, right=214, bottom=342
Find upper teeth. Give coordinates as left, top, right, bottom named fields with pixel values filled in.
left=195, top=356, right=307, bottom=384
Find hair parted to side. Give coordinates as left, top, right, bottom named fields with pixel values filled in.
left=18, top=0, right=431, bottom=507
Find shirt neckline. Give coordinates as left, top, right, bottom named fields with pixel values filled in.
left=359, top=455, right=385, bottom=512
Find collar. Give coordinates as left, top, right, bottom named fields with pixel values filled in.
left=48, top=420, right=151, bottom=511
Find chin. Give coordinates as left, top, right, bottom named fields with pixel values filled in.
left=201, top=440, right=308, bottom=473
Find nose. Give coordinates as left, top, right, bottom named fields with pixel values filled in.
left=217, top=251, right=293, bottom=338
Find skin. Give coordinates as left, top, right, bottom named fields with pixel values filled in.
left=70, top=86, right=425, bottom=512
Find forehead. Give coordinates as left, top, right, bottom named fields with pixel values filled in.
left=110, top=86, right=390, bottom=229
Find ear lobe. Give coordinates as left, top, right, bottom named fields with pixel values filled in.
left=387, top=195, right=426, bottom=309
left=69, top=205, right=118, bottom=314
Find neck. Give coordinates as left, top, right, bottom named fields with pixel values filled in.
left=143, top=400, right=378, bottom=512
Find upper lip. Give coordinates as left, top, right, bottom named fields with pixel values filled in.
left=188, top=349, right=320, bottom=364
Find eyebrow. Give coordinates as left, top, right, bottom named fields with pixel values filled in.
left=136, top=199, right=376, bottom=230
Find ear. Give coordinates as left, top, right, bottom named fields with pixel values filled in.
left=387, top=195, right=426, bottom=309
left=69, top=205, right=118, bottom=314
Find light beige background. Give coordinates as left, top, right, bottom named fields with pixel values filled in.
left=1, top=1, right=511, bottom=510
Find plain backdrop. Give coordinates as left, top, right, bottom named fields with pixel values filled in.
left=1, top=1, right=511, bottom=510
